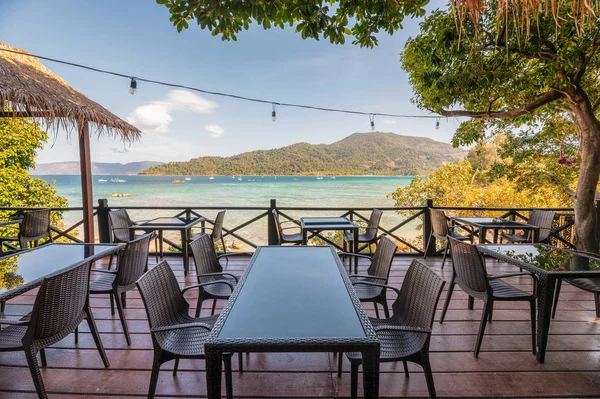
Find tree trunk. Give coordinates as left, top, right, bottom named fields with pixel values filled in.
left=570, top=89, right=600, bottom=253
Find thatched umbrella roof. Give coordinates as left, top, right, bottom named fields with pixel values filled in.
left=0, top=42, right=141, bottom=141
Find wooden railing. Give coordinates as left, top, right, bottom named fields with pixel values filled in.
left=0, top=199, right=579, bottom=255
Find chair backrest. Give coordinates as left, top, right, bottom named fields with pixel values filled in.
left=271, top=209, right=283, bottom=244
left=448, top=237, right=490, bottom=295
left=391, top=259, right=445, bottom=329
left=430, top=208, right=449, bottom=237
left=189, top=233, right=223, bottom=280
left=116, top=233, right=152, bottom=286
left=27, top=260, right=91, bottom=341
left=528, top=209, right=556, bottom=242
left=19, top=209, right=51, bottom=242
left=108, top=209, right=133, bottom=243
left=367, top=235, right=397, bottom=280
left=136, top=260, right=190, bottom=329
left=211, top=210, right=226, bottom=241
left=364, top=209, right=383, bottom=239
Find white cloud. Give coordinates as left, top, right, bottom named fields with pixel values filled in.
left=383, top=119, right=396, bottom=125
left=205, top=124, right=224, bottom=137
left=127, top=90, right=217, bottom=133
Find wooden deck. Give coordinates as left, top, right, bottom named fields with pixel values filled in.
left=2, top=253, right=600, bottom=398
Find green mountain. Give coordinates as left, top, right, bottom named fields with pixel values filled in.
left=140, top=132, right=467, bottom=176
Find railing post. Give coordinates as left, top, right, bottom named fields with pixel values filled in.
left=268, top=199, right=278, bottom=245
left=423, top=198, right=435, bottom=256
left=97, top=199, right=111, bottom=243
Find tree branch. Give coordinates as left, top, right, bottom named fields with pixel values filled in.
left=438, top=90, right=563, bottom=119
left=575, top=26, right=600, bottom=83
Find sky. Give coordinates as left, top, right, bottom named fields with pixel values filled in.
left=0, top=0, right=462, bottom=165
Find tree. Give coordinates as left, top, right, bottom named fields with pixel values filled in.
left=0, top=117, right=68, bottom=235
left=401, top=5, right=600, bottom=252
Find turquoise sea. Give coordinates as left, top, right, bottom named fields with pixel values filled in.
left=35, top=175, right=419, bottom=246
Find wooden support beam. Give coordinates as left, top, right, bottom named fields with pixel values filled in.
left=78, top=122, right=95, bottom=243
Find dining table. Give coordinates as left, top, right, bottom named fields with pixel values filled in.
left=129, top=216, right=205, bottom=276
left=453, top=217, right=540, bottom=244
left=204, top=245, right=380, bottom=398
left=478, top=243, right=600, bottom=363
left=0, top=242, right=122, bottom=312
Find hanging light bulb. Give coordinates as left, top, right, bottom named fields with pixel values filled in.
left=369, top=114, right=375, bottom=131
left=435, top=118, right=440, bottom=130
left=129, top=78, right=137, bottom=95
left=272, top=103, right=277, bottom=122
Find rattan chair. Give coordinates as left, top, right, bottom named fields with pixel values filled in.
left=0, top=260, right=109, bottom=399
left=424, top=208, right=471, bottom=269
left=341, top=235, right=398, bottom=318
left=340, top=259, right=445, bottom=399
left=342, top=209, right=383, bottom=255
left=192, top=210, right=228, bottom=252
left=272, top=209, right=303, bottom=245
left=0, top=209, right=52, bottom=252
left=501, top=209, right=556, bottom=243
left=189, top=233, right=251, bottom=317
left=552, top=277, right=600, bottom=319
left=108, top=208, right=158, bottom=264
left=136, top=260, right=236, bottom=399
left=89, top=233, right=153, bottom=345
left=440, top=237, right=537, bottom=357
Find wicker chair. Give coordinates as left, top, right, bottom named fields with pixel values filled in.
left=340, top=259, right=445, bottom=399
left=424, top=208, right=471, bottom=269
left=440, top=237, right=537, bottom=357
left=192, top=210, right=228, bottom=252
left=189, top=233, right=251, bottom=317
left=272, top=209, right=303, bottom=245
left=501, top=209, right=556, bottom=243
left=108, top=208, right=158, bottom=263
left=342, top=209, right=383, bottom=255
left=0, top=260, right=109, bottom=399
left=0, top=209, right=52, bottom=252
left=340, top=235, right=398, bottom=318
left=89, top=233, right=153, bottom=345
left=136, top=260, right=236, bottom=399
left=552, top=278, right=600, bottom=319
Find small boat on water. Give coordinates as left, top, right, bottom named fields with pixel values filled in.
left=172, top=179, right=185, bottom=184
left=237, top=177, right=243, bottom=181
left=209, top=176, right=215, bottom=180
left=98, top=179, right=108, bottom=183
left=184, top=177, right=191, bottom=181
left=316, top=176, right=323, bottom=180
left=231, top=176, right=236, bottom=179
left=110, top=178, right=126, bottom=183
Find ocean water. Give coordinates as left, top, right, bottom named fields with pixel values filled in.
left=36, top=175, right=420, bottom=246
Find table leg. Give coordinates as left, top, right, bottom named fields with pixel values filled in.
left=362, top=348, right=380, bottom=399
left=536, top=275, right=555, bottom=363
left=302, top=228, right=308, bottom=245
left=353, top=228, right=359, bottom=274
left=205, top=348, right=223, bottom=399
left=181, top=229, right=189, bottom=276
left=479, top=227, right=487, bottom=244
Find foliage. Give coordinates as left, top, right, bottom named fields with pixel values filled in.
left=0, top=118, right=68, bottom=236
left=141, top=132, right=466, bottom=176
left=157, top=0, right=428, bottom=47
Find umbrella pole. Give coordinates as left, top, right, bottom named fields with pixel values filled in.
left=78, top=121, right=95, bottom=243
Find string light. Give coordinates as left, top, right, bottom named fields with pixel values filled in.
left=129, top=78, right=137, bottom=95
left=272, top=103, right=277, bottom=122
left=0, top=47, right=442, bottom=121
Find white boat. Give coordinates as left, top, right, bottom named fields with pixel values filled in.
left=110, top=178, right=126, bottom=183
left=184, top=177, right=191, bottom=181
left=237, top=177, right=243, bottom=181
left=209, top=176, right=215, bottom=180
left=98, top=179, right=108, bottom=182
left=231, top=176, right=236, bottom=179
left=316, top=176, right=323, bottom=180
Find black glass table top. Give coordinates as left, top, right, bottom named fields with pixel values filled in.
left=478, top=244, right=600, bottom=273
left=218, top=246, right=366, bottom=339
left=453, top=217, right=535, bottom=228
left=0, top=243, right=121, bottom=295
left=300, top=217, right=357, bottom=229
left=133, top=217, right=203, bottom=229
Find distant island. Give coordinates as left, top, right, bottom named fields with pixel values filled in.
left=141, top=132, right=466, bottom=176
left=32, top=161, right=163, bottom=175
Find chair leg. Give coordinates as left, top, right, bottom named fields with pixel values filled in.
left=373, top=302, right=380, bottom=318
left=238, top=352, right=243, bottom=373
left=211, top=299, right=217, bottom=316
left=75, top=326, right=79, bottom=344
left=350, top=360, right=360, bottom=399
left=1, top=301, right=4, bottom=313
left=24, top=345, right=47, bottom=399
left=439, top=280, right=456, bottom=323
left=529, top=299, right=537, bottom=355
left=86, top=306, right=110, bottom=368
left=381, top=294, right=390, bottom=319
left=109, top=293, right=115, bottom=315
left=467, top=296, right=474, bottom=310
left=40, top=348, right=47, bottom=368
left=441, top=240, right=449, bottom=269
left=173, top=359, right=180, bottom=376
left=474, top=300, right=492, bottom=357
left=114, top=293, right=132, bottom=345
left=402, top=361, right=409, bottom=378
left=224, top=354, right=233, bottom=399
left=551, top=280, right=562, bottom=319
left=148, top=351, right=163, bottom=399
left=595, top=293, right=600, bottom=318
left=121, top=292, right=127, bottom=308
left=107, top=254, right=114, bottom=271
left=424, top=233, right=433, bottom=259
left=337, top=352, right=343, bottom=378
left=155, top=237, right=159, bottom=263
left=420, top=348, right=437, bottom=399
left=195, top=294, right=204, bottom=318
left=221, top=236, right=227, bottom=254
